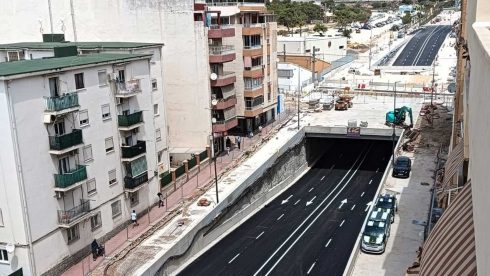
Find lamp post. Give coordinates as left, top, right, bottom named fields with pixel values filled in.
left=392, top=81, right=400, bottom=166
left=209, top=100, right=219, bottom=204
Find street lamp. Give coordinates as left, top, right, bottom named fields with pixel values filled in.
left=392, top=81, right=401, bottom=166
left=209, top=99, right=219, bottom=204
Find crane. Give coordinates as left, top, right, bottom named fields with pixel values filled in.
left=386, top=106, right=413, bottom=128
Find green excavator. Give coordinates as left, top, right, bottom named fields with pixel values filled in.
left=386, top=106, right=413, bottom=128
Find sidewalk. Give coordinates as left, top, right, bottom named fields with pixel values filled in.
left=62, top=112, right=292, bottom=276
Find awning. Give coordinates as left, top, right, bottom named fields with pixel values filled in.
left=419, top=180, right=477, bottom=276
left=439, top=141, right=464, bottom=193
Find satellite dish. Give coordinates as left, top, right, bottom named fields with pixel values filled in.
left=211, top=99, right=218, bottom=106
left=5, top=243, right=14, bottom=253
left=210, top=73, right=218, bottom=81
left=211, top=117, right=217, bottom=124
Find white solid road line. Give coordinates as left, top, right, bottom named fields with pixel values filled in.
left=351, top=204, right=356, bottom=211
left=256, top=231, right=265, bottom=240
left=229, top=253, right=240, bottom=264
left=256, top=144, right=372, bottom=276
left=325, top=239, right=332, bottom=248
left=277, top=214, right=285, bottom=221
left=369, top=179, right=373, bottom=185
left=321, top=176, right=325, bottom=181
left=307, top=262, right=316, bottom=275
left=361, top=192, right=365, bottom=197
left=294, top=199, right=301, bottom=205
left=339, top=220, right=345, bottom=227
left=308, top=187, right=314, bottom=193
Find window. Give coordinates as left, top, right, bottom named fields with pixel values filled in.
left=0, top=249, right=8, bottom=263
left=111, top=200, right=121, bottom=218
left=157, top=150, right=163, bottom=163
left=101, top=104, right=111, bottom=120
left=0, top=209, right=3, bottom=227
left=87, top=178, right=97, bottom=195
left=156, top=128, right=161, bottom=141
left=67, top=224, right=80, bottom=244
left=83, top=145, right=93, bottom=163
left=105, top=137, right=114, bottom=153
left=75, top=73, right=85, bottom=90
left=109, top=169, right=117, bottom=185
left=90, top=212, right=102, bottom=231
left=153, top=104, right=159, bottom=116
left=130, top=191, right=139, bottom=207
left=98, top=70, right=108, bottom=86
left=79, top=110, right=89, bottom=126
left=152, top=79, right=158, bottom=91
left=339, top=45, right=345, bottom=49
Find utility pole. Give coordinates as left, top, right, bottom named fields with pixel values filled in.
left=297, top=66, right=301, bottom=130
left=392, top=81, right=400, bottom=166
left=431, top=61, right=435, bottom=106
left=312, top=46, right=317, bottom=86
left=369, top=28, right=373, bottom=70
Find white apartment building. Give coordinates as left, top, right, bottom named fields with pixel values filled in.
left=0, top=0, right=213, bottom=162
left=0, top=52, right=163, bottom=275
left=277, top=35, right=348, bottom=63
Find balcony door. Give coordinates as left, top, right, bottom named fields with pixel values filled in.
left=49, top=77, right=60, bottom=97
left=125, top=135, right=133, bottom=147
left=118, top=69, right=126, bottom=82
left=54, top=121, right=65, bottom=136
left=58, top=156, right=71, bottom=174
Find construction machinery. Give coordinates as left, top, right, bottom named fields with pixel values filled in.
left=386, top=106, right=413, bottom=128
left=335, top=94, right=354, bottom=110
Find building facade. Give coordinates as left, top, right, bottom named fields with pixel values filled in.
left=206, top=1, right=278, bottom=137
left=0, top=52, right=163, bottom=275
left=277, top=35, right=348, bottom=63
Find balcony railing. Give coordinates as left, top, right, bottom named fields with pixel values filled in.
left=58, top=199, right=90, bottom=225
left=45, top=93, right=79, bottom=112
left=124, top=172, right=149, bottom=190
left=54, top=165, right=88, bottom=189
left=121, top=141, right=146, bottom=159
left=118, top=111, right=143, bottom=128
left=209, top=45, right=235, bottom=55
left=49, top=129, right=83, bottom=151
left=115, top=79, right=141, bottom=97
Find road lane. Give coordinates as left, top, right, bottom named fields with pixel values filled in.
left=179, top=140, right=392, bottom=276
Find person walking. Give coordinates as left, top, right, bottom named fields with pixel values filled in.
left=157, top=192, right=164, bottom=207
left=225, top=137, right=231, bottom=155
left=235, top=136, right=241, bottom=150
left=131, top=210, right=139, bottom=227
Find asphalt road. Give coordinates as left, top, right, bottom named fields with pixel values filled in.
left=179, top=139, right=392, bottom=276
left=393, top=25, right=452, bottom=66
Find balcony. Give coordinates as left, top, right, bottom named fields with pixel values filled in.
left=208, top=25, right=235, bottom=38
left=115, top=79, right=142, bottom=98
left=124, top=172, right=149, bottom=192
left=244, top=105, right=264, bottom=117
left=49, top=129, right=83, bottom=155
left=57, top=199, right=91, bottom=228
left=243, top=23, right=263, bottom=36
left=210, top=72, right=236, bottom=87
left=244, top=85, right=264, bottom=98
left=212, top=96, right=237, bottom=110
left=209, top=45, right=236, bottom=63
left=121, top=141, right=146, bottom=161
left=54, top=165, right=88, bottom=192
left=243, top=66, right=264, bottom=78
left=243, top=46, right=263, bottom=57
left=44, top=93, right=79, bottom=116
left=118, top=111, right=143, bottom=131
left=213, top=117, right=238, bottom=133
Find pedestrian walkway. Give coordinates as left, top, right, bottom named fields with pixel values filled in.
left=62, top=113, right=292, bottom=276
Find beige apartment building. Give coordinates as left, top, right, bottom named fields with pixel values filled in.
left=202, top=0, right=278, bottom=150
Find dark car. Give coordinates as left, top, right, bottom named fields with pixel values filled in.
left=392, top=156, right=411, bottom=178
left=375, top=194, right=398, bottom=223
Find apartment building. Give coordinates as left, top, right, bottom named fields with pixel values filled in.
left=0, top=51, right=163, bottom=275
left=205, top=0, right=278, bottom=140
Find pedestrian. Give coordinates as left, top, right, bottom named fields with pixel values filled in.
left=157, top=192, right=164, bottom=208
left=131, top=210, right=139, bottom=227
left=225, top=137, right=231, bottom=155
left=235, top=136, right=241, bottom=150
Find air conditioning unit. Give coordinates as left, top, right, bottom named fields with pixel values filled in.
left=108, top=73, right=118, bottom=81
left=43, top=114, right=56, bottom=124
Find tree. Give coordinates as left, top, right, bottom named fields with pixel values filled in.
left=402, top=13, right=412, bottom=25
left=322, top=0, right=335, bottom=11
left=313, top=23, right=328, bottom=34
left=401, top=0, right=413, bottom=4
left=390, top=24, right=400, bottom=31
left=342, top=29, right=352, bottom=38
left=333, top=4, right=371, bottom=28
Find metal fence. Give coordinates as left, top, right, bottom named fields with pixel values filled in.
left=174, top=164, right=186, bottom=179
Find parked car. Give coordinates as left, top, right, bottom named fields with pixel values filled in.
left=375, top=194, right=398, bottom=223
left=392, top=156, right=411, bottom=178
left=361, top=219, right=390, bottom=254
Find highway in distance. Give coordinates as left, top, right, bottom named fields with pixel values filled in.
left=179, top=139, right=393, bottom=276
left=393, top=25, right=452, bottom=66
